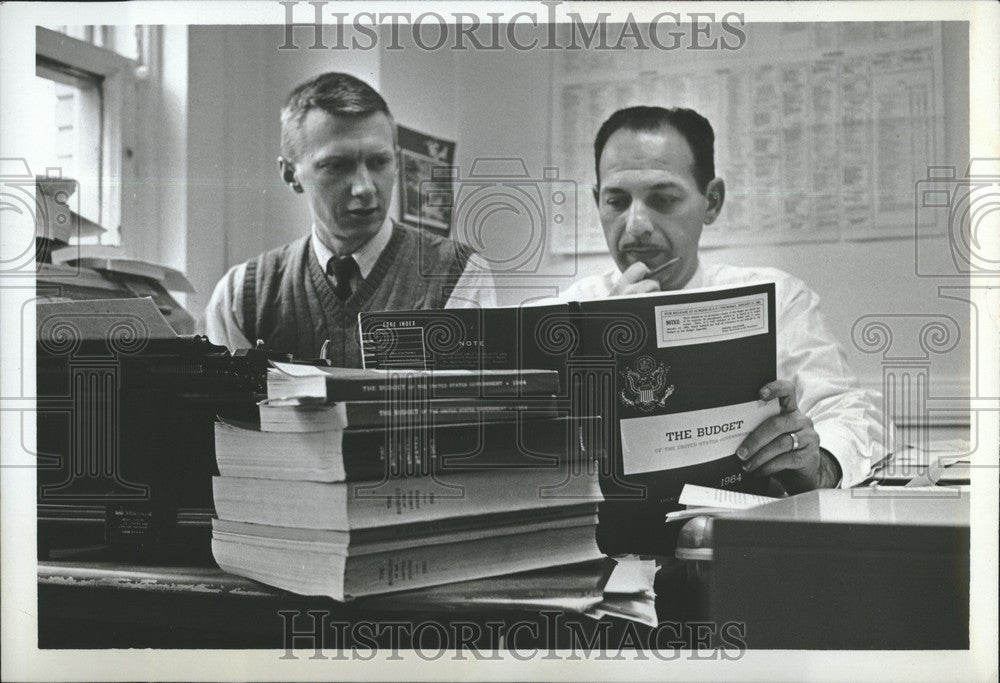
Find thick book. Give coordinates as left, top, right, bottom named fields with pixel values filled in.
left=213, top=468, right=601, bottom=530
left=581, top=284, right=778, bottom=554
left=359, top=559, right=614, bottom=614
left=258, top=395, right=565, bottom=432
left=267, top=362, right=560, bottom=401
left=360, top=305, right=574, bottom=374
left=214, top=416, right=600, bottom=482
left=359, top=283, right=778, bottom=555
left=213, top=502, right=598, bottom=548
left=211, top=510, right=602, bottom=600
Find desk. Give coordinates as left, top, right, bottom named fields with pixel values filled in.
left=37, top=427, right=973, bottom=651
left=708, top=488, right=970, bottom=649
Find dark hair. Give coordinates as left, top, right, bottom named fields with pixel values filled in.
left=593, top=106, right=715, bottom=194
left=280, top=72, right=393, bottom=160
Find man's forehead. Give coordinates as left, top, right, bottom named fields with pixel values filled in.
left=601, top=169, right=689, bottom=191
left=298, top=109, right=395, bottom=151
left=599, top=126, right=697, bottom=185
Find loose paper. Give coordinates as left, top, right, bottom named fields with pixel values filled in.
left=678, top=484, right=777, bottom=510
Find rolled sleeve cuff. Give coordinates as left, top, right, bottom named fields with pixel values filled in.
left=814, top=422, right=870, bottom=489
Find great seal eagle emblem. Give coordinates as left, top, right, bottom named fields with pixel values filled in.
left=619, top=355, right=674, bottom=412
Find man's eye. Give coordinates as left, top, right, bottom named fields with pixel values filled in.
left=604, top=196, right=629, bottom=210
left=367, top=156, right=391, bottom=171
left=648, top=194, right=680, bottom=211
left=318, top=160, right=351, bottom=173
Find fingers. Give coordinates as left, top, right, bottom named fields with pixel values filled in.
left=759, top=379, right=799, bottom=413
left=622, top=280, right=660, bottom=295
left=742, top=427, right=818, bottom=474
left=736, top=411, right=806, bottom=460
left=620, top=261, right=651, bottom=282
left=736, top=398, right=826, bottom=492
left=754, top=450, right=808, bottom=479
left=611, top=262, right=660, bottom=295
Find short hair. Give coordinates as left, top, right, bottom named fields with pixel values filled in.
left=280, top=72, right=393, bottom=160
left=593, top=106, right=715, bottom=194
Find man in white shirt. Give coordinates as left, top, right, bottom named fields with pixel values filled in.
left=564, top=106, right=890, bottom=491
left=205, top=72, right=494, bottom=365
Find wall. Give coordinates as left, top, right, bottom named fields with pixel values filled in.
left=158, top=25, right=381, bottom=317
left=380, top=22, right=971, bottom=406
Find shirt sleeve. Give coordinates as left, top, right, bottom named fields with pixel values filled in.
left=775, top=275, right=896, bottom=487
left=558, top=271, right=616, bottom=302
left=204, top=262, right=253, bottom=352
left=444, top=252, right=498, bottom=309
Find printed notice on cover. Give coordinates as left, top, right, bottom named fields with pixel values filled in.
left=655, top=292, right=769, bottom=348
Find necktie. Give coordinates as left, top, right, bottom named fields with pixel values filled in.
left=329, top=256, right=360, bottom=301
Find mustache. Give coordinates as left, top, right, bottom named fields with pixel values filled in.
left=620, top=245, right=673, bottom=260
left=620, top=240, right=667, bottom=251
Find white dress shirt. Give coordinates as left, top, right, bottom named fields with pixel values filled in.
left=561, top=260, right=894, bottom=488
left=204, top=218, right=497, bottom=351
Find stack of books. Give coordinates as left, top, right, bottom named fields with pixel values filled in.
left=211, top=363, right=604, bottom=601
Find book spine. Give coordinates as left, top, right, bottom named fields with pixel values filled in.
left=341, top=399, right=563, bottom=428
left=343, top=524, right=602, bottom=598
left=349, top=494, right=599, bottom=538
left=327, top=373, right=560, bottom=400
left=340, top=418, right=596, bottom=480
left=213, top=474, right=599, bottom=531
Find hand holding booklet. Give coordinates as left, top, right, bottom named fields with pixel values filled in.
left=360, top=282, right=779, bottom=556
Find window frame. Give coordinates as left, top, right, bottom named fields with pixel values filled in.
left=36, top=25, right=139, bottom=244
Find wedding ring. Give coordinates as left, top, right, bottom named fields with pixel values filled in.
left=789, top=432, right=800, bottom=450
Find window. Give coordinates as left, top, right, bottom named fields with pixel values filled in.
left=35, top=26, right=147, bottom=245
left=35, top=59, right=104, bottom=228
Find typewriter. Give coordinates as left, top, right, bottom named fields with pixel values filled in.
left=35, top=298, right=299, bottom=561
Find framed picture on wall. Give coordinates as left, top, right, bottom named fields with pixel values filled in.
left=397, top=124, right=456, bottom=236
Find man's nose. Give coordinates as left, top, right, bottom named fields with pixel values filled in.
left=350, top=165, right=375, bottom=198
left=624, top=203, right=653, bottom=238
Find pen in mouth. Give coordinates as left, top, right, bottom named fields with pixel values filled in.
left=647, top=256, right=681, bottom=276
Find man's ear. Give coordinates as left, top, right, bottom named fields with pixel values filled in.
left=703, top=178, right=725, bottom=225
left=278, top=156, right=303, bottom=193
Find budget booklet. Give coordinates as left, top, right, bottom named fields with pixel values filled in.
left=359, top=282, right=778, bottom=555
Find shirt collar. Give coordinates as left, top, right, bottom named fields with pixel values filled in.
left=682, top=260, right=705, bottom=290
left=310, top=217, right=393, bottom=279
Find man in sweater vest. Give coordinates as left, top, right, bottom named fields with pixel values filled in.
left=204, top=72, right=496, bottom=365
